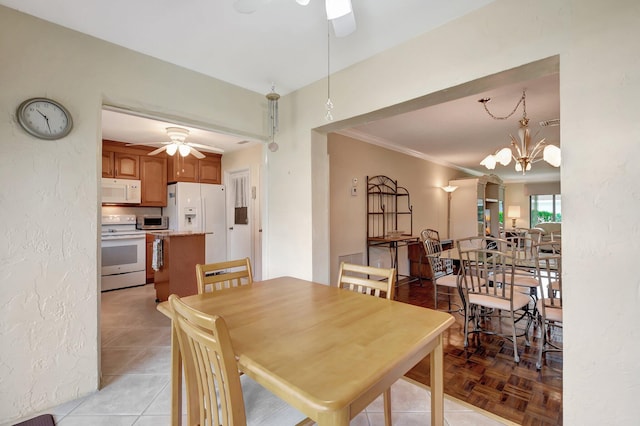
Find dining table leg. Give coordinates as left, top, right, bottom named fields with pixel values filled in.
left=430, top=334, right=445, bottom=426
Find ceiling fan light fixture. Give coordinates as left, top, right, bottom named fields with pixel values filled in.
left=166, top=127, right=189, bottom=142
left=178, top=144, right=191, bottom=157
left=325, top=0, right=352, bottom=20
left=331, top=11, right=356, bottom=37
left=166, top=143, right=178, bottom=156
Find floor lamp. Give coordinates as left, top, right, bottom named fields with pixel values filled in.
left=442, top=185, right=458, bottom=239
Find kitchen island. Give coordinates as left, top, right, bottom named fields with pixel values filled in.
left=149, top=231, right=208, bottom=302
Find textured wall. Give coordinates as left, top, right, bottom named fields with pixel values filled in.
left=0, top=6, right=264, bottom=422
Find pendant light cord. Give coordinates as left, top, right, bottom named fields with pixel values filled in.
left=325, top=22, right=334, bottom=121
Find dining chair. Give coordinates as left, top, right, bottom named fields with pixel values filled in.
left=457, top=236, right=533, bottom=363
left=168, top=294, right=310, bottom=426
left=195, top=257, right=253, bottom=294
left=337, top=262, right=396, bottom=300
left=535, top=241, right=563, bottom=369
left=336, top=262, right=395, bottom=426
left=422, top=233, right=461, bottom=313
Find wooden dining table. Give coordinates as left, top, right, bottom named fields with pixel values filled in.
left=157, top=276, right=455, bottom=426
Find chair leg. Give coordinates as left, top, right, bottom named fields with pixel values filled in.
left=463, top=303, right=470, bottom=348
left=383, top=388, right=392, bottom=426
left=536, top=314, right=547, bottom=370
left=510, top=310, right=520, bottom=363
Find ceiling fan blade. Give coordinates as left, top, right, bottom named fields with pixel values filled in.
left=125, top=141, right=163, bottom=146
left=187, top=142, right=225, bottom=154
left=189, top=147, right=206, bottom=159
left=331, top=10, right=356, bottom=37
left=148, top=146, right=168, bottom=156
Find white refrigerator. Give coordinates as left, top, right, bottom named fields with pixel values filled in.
left=165, top=182, right=227, bottom=264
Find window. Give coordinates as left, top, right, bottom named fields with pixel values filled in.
left=530, top=194, right=561, bottom=227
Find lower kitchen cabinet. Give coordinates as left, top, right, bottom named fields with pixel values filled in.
left=145, top=233, right=155, bottom=284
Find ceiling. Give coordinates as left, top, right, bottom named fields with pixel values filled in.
left=4, top=0, right=561, bottom=182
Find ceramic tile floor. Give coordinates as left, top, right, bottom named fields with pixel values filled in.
left=5, top=284, right=512, bottom=426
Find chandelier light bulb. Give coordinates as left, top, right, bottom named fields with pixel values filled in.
left=178, top=144, right=191, bottom=157
left=480, top=155, right=496, bottom=170
left=543, top=144, right=562, bottom=167
left=268, top=141, right=279, bottom=152
left=495, top=147, right=513, bottom=166
left=166, top=143, right=178, bottom=156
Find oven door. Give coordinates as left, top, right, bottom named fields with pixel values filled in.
left=101, top=234, right=145, bottom=276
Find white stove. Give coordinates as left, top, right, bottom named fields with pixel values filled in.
left=101, top=215, right=147, bottom=291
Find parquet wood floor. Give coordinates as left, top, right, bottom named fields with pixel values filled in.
left=396, top=280, right=563, bottom=425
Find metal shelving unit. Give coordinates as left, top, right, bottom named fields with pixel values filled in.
left=366, top=175, right=418, bottom=285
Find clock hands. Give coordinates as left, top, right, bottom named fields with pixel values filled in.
left=36, top=109, right=52, bottom=133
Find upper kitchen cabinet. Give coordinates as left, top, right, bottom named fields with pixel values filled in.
left=198, top=154, right=222, bottom=184
left=102, top=151, right=139, bottom=179
left=167, top=153, right=222, bottom=184
left=140, top=156, right=167, bottom=206
left=102, top=140, right=168, bottom=207
left=167, top=155, right=198, bottom=183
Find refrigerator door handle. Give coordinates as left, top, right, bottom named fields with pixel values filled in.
left=201, top=197, right=206, bottom=232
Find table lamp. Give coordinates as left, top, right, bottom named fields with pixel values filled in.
left=507, top=205, right=521, bottom=229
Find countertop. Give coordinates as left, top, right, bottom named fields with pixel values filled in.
left=147, top=231, right=212, bottom=237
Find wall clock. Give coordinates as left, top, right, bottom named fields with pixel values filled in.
left=17, top=97, right=73, bottom=140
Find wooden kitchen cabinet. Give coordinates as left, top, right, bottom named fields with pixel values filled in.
left=167, top=154, right=199, bottom=183
left=167, top=153, right=222, bottom=184
left=102, top=143, right=140, bottom=180
left=140, top=156, right=167, bottom=206
left=153, top=233, right=205, bottom=301
left=145, top=233, right=155, bottom=284
left=102, top=151, right=115, bottom=177
left=198, top=154, right=222, bottom=184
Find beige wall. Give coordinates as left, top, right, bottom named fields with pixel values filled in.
left=0, top=6, right=265, bottom=421
left=504, top=183, right=530, bottom=228
left=328, top=133, right=467, bottom=284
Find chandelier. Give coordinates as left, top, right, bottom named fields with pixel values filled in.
left=479, top=90, right=561, bottom=174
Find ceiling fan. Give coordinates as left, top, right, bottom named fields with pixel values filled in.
left=233, top=0, right=356, bottom=37
left=126, top=127, right=223, bottom=159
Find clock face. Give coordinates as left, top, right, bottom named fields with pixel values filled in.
left=17, top=98, right=73, bottom=140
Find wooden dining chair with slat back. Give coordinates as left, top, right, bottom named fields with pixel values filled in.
left=195, top=257, right=253, bottom=294
left=337, top=261, right=395, bottom=426
left=168, top=294, right=311, bottom=426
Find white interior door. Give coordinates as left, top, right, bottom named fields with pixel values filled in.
left=226, top=169, right=253, bottom=266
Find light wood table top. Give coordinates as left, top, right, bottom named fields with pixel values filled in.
left=158, top=276, right=454, bottom=426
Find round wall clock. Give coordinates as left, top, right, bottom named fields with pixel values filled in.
left=17, top=97, right=73, bottom=140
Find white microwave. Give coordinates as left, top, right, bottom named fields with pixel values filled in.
left=101, top=178, right=141, bottom=204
